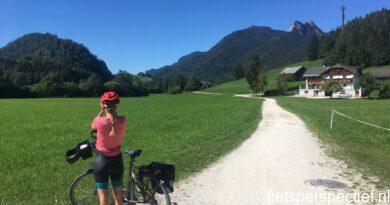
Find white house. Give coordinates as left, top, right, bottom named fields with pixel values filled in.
left=299, top=67, right=327, bottom=97
left=299, top=64, right=363, bottom=98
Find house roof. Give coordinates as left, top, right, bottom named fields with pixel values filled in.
left=327, top=64, right=361, bottom=75
left=303, top=67, right=327, bottom=77
left=368, top=69, right=390, bottom=78
left=280, top=66, right=305, bottom=74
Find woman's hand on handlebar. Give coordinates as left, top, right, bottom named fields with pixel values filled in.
left=90, top=130, right=97, bottom=140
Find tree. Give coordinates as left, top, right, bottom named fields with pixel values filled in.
left=321, top=79, right=343, bottom=98
left=307, top=34, right=319, bottom=61
left=137, top=72, right=146, bottom=77
left=29, top=72, right=64, bottom=97
left=321, top=9, right=390, bottom=67
left=358, top=73, right=379, bottom=95
left=379, top=80, right=390, bottom=99
left=277, top=74, right=289, bottom=95
left=185, top=76, right=202, bottom=91
left=167, top=86, right=182, bottom=94
left=79, top=74, right=103, bottom=96
left=112, top=71, right=135, bottom=96
left=245, top=56, right=267, bottom=95
left=0, top=33, right=113, bottom=98
left=174, top=75, right=187, bottom=91
left=104, top=81, right=125, bottom=94
left=162, top=78, right=170, bottom=93
left=63, top=82, right=83, bottom=97
left=232, top=63, right=244, bottom=80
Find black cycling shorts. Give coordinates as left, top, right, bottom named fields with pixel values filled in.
left=93, top=151, right=124, bottom=189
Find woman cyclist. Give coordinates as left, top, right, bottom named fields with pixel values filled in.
left=91, top=91, right=126, bottom=205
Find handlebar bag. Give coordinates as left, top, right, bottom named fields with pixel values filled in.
left=77, top=140, right=93, bottom=160
left=66, top=147, right=80, bottom=164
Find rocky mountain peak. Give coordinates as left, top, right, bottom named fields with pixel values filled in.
left=289, top=20, right=323, bottom=35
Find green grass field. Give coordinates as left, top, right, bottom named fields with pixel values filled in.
left=276, top=97, right=390, bottom=188
left=365, top=64, right=390, bottom=71
left=205, top=59, right=323, bottom=95
left=0, top=94, right=262, bottom=204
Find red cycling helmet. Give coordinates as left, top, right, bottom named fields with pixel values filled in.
left=100, top=91, right=120, bottom=105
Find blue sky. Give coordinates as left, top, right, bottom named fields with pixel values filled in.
left=0, top=0, right=389, bottom=74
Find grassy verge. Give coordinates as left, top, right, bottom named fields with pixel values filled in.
left=275, top=97, right=390, bottom=188
left=205, top=59, right=323, bottom=95
left=0, top=93, right=262, bottom=204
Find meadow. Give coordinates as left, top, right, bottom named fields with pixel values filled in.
left=276, top=97, right=390, bottom=188
left=0, top=94, right=262, bottom=204
left=205, top=59, right=323, bottom=95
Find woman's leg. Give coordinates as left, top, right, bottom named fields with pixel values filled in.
left=112, top=186, right=123, bottom=205
left=97, top=189, right=109, bottom=205
left=110, top=153, right=125, bottom=205
left=94, top=151, right=110, bottom=205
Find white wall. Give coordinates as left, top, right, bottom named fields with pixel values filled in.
left=299, top=89, right=325, bottom=97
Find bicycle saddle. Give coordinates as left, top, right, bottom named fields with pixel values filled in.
left=126, top=149, right=142, bottom=159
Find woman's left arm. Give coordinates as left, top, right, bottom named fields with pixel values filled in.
left=91, top=110, right=104, bottom=129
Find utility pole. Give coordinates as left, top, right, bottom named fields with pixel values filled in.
left=341, top=6, right=345, bottom=26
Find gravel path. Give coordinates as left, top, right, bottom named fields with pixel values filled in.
left=171, top=98, right=379, bottom=205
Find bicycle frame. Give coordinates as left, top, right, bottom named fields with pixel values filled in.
left=126, top=157, right=157, bottom=204
left=69, top=131, right=170, bottom=205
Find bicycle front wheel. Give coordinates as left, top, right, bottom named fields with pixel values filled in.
left=68, top=169, right=99, bottom=205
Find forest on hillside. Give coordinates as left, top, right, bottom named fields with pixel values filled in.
left=318, top=8, right=390, bottom=68
left=0, top=9, right=389, bottom=98
left=0, top=33, right=207, bottom=98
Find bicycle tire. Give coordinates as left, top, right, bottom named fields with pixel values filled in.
left=127, top=177, right=171, bottom=205
left=153, top=183, right=171, bottom=205
left=68, top=169, right=99, bottom=205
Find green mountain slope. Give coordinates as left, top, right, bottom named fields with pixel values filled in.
left=0, top=33, right=112, bottom=88
left=147, top=22, right=323, bottom=83
left=205, top=59, right=323, bottom=94
left=321, top=8, right=390, bottom=68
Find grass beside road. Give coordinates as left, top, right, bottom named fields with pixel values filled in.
left=276, top=97, right=390, bottom=188
left=205, top=59, right=323, bottom=95
left=204, top=78, right=249, bottom=94
left=0, top=94, right=263, bottom=204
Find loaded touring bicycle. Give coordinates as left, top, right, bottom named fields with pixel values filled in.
left=66, top=131, right=175, bottom=205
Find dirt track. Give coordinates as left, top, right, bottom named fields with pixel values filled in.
left=172, top=98, right=379, bottom=205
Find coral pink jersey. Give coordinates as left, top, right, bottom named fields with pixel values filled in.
left=92, top=116, right=126, bottom=157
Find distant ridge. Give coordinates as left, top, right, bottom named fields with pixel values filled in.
left=146, top=21, right=323, bottom=83
left=0, top=33, right=112, bottom=86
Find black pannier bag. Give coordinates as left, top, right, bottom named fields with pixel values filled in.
left=138, top=162, right=175, bottom=194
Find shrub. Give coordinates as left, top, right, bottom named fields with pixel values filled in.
left=185, top=76, right=202, bottom=91
left=321, top=79, right=342, bottom=98
left=277, top=74, right=289, bottom=95
left=168, top=86, right=182, bottom=94
left=369, top=90, right=381, bottom=99
left=379, top=80, right=390, bottom=99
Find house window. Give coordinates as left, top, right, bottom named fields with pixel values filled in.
left=304, top=90, right=308, bottom=94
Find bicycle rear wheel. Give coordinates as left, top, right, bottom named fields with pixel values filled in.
left=153, top=183, right=171, bottom=205
left=127, top=176, right=171, bottom=205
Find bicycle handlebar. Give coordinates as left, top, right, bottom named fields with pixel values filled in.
left=90, top=130, right=97, bottom=140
